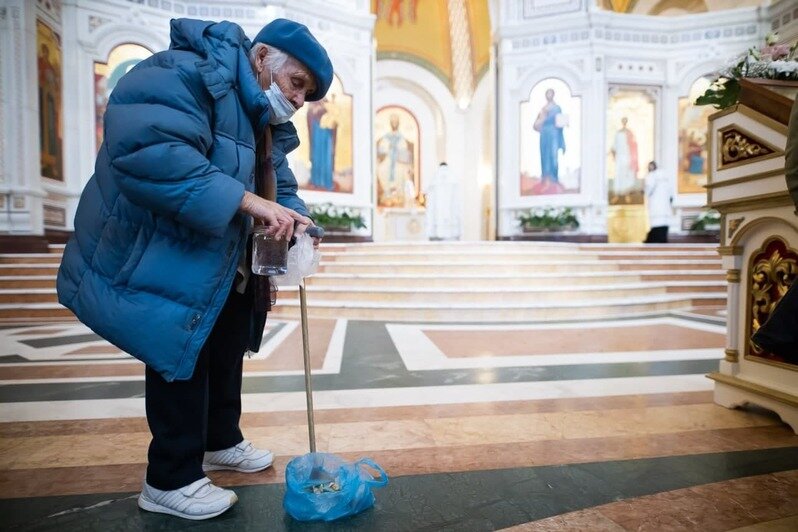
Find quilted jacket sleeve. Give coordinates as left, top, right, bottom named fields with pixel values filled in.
left=103, top=57, right=244, bottom=238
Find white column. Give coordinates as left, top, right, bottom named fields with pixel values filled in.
left=0, top=0, right=45, bottom=235
left=720, top=253, right=743, bottom=374
left=58, top=0, right=91, bottom=229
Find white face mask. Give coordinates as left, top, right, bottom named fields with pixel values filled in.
left=263, top=71, right=296, bottom=125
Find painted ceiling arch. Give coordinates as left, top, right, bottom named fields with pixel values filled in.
left=371, top=0, right=491, bottom=100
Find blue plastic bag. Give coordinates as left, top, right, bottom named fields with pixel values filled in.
left=283, top=452, right=388, bottom=522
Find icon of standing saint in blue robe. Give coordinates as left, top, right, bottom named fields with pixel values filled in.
left=533, top=89, right=566, bottom=185
left=307, top=99, right=337, bottom=191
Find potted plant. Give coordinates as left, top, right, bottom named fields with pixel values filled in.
left=517, top=207, right=580, bottom=233
left=697, top=33, right=798, bottom=110
left=308, top=203, right=367, bottom=233
left=689, top=209, right=721, bottom=233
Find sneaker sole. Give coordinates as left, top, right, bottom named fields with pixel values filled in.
left=202, top=459, right=274, bottom=473
left=137, top=493, right=238, bottom=521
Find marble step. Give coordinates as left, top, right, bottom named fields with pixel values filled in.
left=321, top=250, right=719, bottom=263
left=305, top=270, right=726, bottom=288
left=275, top=282, right=724, bottom=304
left=0, top=276, right=57, bottom=289
left=0, top=264, right=60, bottom=276
left=318, top=260, right=721, bottom=275
left=324, top=241, right=715, bottom=248
left=0, top=303, right=75, bottom=320
left=0, top=279, right=726, bottom=304
left=0, top=289, right=60, bottom=303
left=0, top=254, right=63, bottom=264
left=270, top=293, right=726, bottom=322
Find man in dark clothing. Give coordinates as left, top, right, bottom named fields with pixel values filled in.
left=57, top=18, right=333, bottom=520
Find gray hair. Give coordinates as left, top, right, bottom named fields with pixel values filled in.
left=249, top=42, right=288, bottom=72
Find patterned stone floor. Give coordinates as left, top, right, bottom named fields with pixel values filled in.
left=0, top=311, right=796, bottom=530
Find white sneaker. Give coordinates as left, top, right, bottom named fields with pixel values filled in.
left=203, top=439, right=274, bottom=473
left=137, top=477, right=237, bottom=520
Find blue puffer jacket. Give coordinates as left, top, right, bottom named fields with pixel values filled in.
left=57, top=19, right=309, bottom=381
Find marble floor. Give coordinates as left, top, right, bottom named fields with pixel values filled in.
left=0, top=311, right=796, bottom=530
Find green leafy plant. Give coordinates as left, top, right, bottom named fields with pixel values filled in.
left=689, top=210, right=721, bottom=232
left=517, top=207, right=579, bottom=231
left=697, top=33, right=798, bottom=110
left=308, top=203, right=367, bottom=231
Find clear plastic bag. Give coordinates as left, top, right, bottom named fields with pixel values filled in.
left=272, top=233, right=320, bottom=286
left=283, top=452, right=388, bottom=522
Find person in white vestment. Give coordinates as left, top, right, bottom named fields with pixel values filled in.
left=424, top=162, right=461, bottom=240
left=643, top=161, right=673, bottom=243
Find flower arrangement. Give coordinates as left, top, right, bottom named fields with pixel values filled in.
left=517, top=207, right=579, bottom=231
left=696, top=33, right=798, bottom=110
left=308, top=203, right=367, bottom=231
left=689, top=209, right=721, bottom=232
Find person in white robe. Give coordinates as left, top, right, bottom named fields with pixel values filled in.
left=424, top=162, right=461, bottom=240
left=644, top=161, right=673, bottom=243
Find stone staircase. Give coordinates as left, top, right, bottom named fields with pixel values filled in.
left=0, top=242, right=726, bottom=323
left=272, top=241, right=725, bottom=322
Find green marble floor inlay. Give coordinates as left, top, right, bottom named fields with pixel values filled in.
left=3, top=447, right=796, bottom=531
left=0, top=319, right=722, bottom=403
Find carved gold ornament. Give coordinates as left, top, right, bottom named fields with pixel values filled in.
left=720, top=129, right=775, bottom=168
left=749, top=237, right=798, bottom=363
left=728, top=217, right=745, bottom=238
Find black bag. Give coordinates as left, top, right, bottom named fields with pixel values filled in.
left=752, top=281, right=798, bottom=364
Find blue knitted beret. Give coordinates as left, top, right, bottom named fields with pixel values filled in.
left=252, top=18, right=333, bottom=102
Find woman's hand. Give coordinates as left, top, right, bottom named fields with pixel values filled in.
left=239, top=191, right=311, bottom=241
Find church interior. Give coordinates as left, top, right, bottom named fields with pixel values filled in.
left=1, top=0, right=797, bottom=529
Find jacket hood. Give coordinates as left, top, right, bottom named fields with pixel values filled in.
left=170, top=18, right=271, bottom=133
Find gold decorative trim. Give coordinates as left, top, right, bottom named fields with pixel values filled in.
left=726, top=269, right=741, bottom=283
left=708, top=103, right=740, bottom=122
left=704, top=169, right=784, bottom=190
left=708, top=104, right=789, bottom=136
left=708, top=117, right=715, bottom=189
left=744, top=354, right=798, bottom=373
left=730, top=216, right=798, bottom=248
left=728, top=217, right=745, bottom=238
left=710, top=191, right=793, bottom=213
left=720, top=213, right=727, bottom=243
left=745, top=236, right=798, bottom=366
left=717, top=125, right=782, bottom=170
left=724, top=349, right=739, bottom=362
left=736, top=104, right=790, bottom=135
left=708, top=372, right=798, bottom=407
left=718, top=246, right=743, bottom=256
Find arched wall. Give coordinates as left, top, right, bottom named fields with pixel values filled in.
left=494, top=3, right=768, bottom=239
left=49, top=0, right=375, bottom=233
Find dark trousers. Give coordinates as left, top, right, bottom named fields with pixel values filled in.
left=645, top=225, right=669, bottom=243
left=144, top=283, right=252, bottom=490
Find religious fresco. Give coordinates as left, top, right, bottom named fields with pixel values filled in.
left=372, top=0, right=452, bottom=87
left=37, top=20, right=63, bottom=181
left=678, top=77, right=713, bottom=194
left=375, top=105, right=421, bottom=208
left=606, top=87, right=657, bottom=205
left=94, top=44, right=152, bottom=152
left=371, top=0, right=491, bottom=90
left=519, top=78, right=582, bottom=196
left=465, top=0, right=491, bottom=80
left=292, top=75, right=353, bottom=194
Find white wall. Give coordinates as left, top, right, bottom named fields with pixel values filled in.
left=4, top=0, right=374, bottom=234
left=493, top=1, right=770, bottom=238
left=374, top=59, right=493, bottom=241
